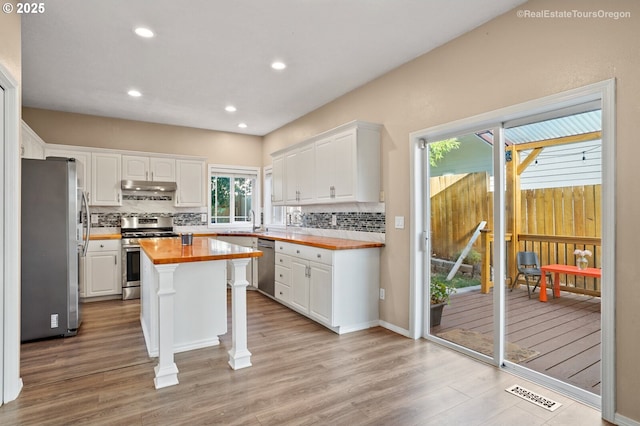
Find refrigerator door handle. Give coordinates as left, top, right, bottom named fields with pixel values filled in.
left=81, top=190, right=91, bottom=256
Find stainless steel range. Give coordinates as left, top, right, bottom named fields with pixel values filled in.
left=121, top=216, right=178, bottom=300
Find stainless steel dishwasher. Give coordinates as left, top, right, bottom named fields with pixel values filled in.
left=257, top=239, right=275, bottom=296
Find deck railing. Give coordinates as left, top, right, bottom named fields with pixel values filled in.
left=518, top=233, right=601, bottom=296
left=480, top=232, right=601, bottom=296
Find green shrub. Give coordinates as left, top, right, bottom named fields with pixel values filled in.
left=430, top=275, right=457, bottom=304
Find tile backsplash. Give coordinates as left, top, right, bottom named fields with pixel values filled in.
left=302, top=212, right=385, bottom=233
left=90, top=212, right=205, bottom=228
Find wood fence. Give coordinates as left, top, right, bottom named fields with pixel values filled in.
left=430, top=172, right=601, bottom=294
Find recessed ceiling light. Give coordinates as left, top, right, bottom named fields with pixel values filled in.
left=271, top=61, right=286, bottom=71
left=238, top=123, right=248, bottom=129
left=134, top=27, right=154, bottom=38
left=128, top=90, right=142, bottom=97
left=225, top=105, right=237, bottom=112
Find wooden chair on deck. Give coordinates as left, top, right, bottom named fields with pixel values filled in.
left=512, top=251, right=553, bottom=299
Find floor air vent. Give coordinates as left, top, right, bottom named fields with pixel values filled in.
left=505, top=384, right=562, bottom=412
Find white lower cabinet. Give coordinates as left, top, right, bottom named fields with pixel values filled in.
left=290, top=257, right=311, bottom=313
left=274, top=241, right=380, bottom=334
left=83, top=240, right=121, bottom=298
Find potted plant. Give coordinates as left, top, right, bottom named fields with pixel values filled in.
left=430, top=275, right=456, bottom=326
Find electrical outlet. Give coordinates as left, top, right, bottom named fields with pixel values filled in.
left=380, top=191, right=385, bottom=202
left=331, top=214, right=337, bottom=226
left=201, top=213, right=207, bottom=222
left=379, top=288, right=385, bottom=300
left=91, top=213, right=99, bottom=224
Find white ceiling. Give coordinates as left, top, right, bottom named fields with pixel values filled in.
left=21, top=0, right=526, bottom=136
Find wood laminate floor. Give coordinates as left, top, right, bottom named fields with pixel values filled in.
left=2, top=290, right=606, bottom=425
left=433, top=286, right=602, bottom=394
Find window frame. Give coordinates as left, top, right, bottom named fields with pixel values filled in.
left=207, top=164, right=261, bottom=229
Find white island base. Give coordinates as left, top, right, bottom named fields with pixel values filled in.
left=140, top=242, right=256, bottom=389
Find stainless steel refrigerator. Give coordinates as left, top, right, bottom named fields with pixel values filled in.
left=21, top=157, right=90, bottom=341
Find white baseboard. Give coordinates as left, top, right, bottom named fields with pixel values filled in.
left=378, top=320, right=412, bottom=338
left=615, top=413, right=640, bottom=426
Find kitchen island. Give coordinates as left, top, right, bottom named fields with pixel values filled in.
left=139, top=236, right=262, bottom=389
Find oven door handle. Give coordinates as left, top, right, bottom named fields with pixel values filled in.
left=124, top=246, right=140, bottom=252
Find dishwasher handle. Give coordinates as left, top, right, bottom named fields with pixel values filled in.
left=257, top=240, right=274, bottom=249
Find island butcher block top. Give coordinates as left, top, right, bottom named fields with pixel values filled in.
left=139, top=236, right=263, bottom=265
left=195, top=231, right=384, bottom=250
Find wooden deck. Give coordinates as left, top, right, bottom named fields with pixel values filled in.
left=432, top=285, right=601, bottom=395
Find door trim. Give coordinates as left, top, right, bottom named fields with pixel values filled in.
left=0, top=61, right=23, bottom=404
left=409, top=79, right=615, bottom=421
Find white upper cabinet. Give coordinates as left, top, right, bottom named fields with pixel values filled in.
left=122, top=155, right=176, bottom=181
left=271, top=121, right=381, bottom=205
left=21, top=121, right=46, bottom=160
left=284, top=142, right=315, bottom=205
left=44, top=146, right=91, bottom=190
left=271, top=153, right=285, bottom=205
left=91, top=153, right=122, bottom=206
left=150, top=157, right=176, bottom=181
left=175, top=159, right=205, bottom=207
left=314, top=124, right=380, bottom=203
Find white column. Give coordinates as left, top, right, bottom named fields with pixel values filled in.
left=228, top=258, right=252, bottom=370
left=154, top=263, right=180, bottom=389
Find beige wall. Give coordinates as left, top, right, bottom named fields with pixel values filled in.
left=263, top=0, right=640, bottom=420
left=22, top=108, right=263, bottom=166
left=0, top=0, right=21, bottom=91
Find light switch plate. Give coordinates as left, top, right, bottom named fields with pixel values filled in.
left=394, top=216, right=405, bottom=229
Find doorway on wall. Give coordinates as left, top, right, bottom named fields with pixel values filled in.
left=412, top=80, right=615, bottom=414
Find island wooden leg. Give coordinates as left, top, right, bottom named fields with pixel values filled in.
left=154, top=264, right=180, bottom=389
left=228, top=258, right=252, bottom=370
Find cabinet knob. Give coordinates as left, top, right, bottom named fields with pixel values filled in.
left=296, top=249, right=300, bottom=254
left=279, top=274, right=283, bottom=278
left=100, top=244, right=104, bottom=248
left=279, top=291, right=283, bottom=295
left=280, top=259, right=283, bottom=263
left=317, top=254, right=321, bottom=258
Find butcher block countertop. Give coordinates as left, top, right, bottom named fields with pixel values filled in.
left=139, top=236, right=263, bottom=265
left=89, top=233, right=121, bottom=240
left=196, top=231, right=385, bottom=250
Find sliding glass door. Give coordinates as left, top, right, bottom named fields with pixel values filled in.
left=427, top=131, right=495, bottom=360
left=414, top=81, right=614, bottom=413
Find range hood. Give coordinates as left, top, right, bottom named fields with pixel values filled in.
left=121, top=180, right=177, bottom=192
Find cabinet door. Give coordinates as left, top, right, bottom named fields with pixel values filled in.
left=309, top=263, right=333, bottom=325
left=21, top=122, right=46, bottom=159
left=91, top=153, right=122, bottom=206
left=122, top=155, right=149, bottom=180
left=296, top=143, right=315, bottom=203
left=314, top=136, right=334, bottom=202
left=271, top=154, right=285, bottom=204
left=45, top=148, right=91, bottom=190
left=175, top=159, right=205, bottom=207
left=332, top=130, right=357, bottom=201
left=85, top=251, right=120, bottom=297
left=150, top=157, right=176, bottom=181
left=284, top=150, right=299, bottom=204
left=290, top=259, right=310, bottom=313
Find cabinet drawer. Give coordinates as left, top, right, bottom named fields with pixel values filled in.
left=275, top=253, right=291, bottom=268
left=294, top=245, right=333, bottom=266
left=276, top=241, right=332, bottom=265
left=88, top=239, right=120, bottom=252
left=275, top=241, right=296, bottom=256
left=275, top=265, right=291, bottom=285
left=275, top=282, right=291, bottom=303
